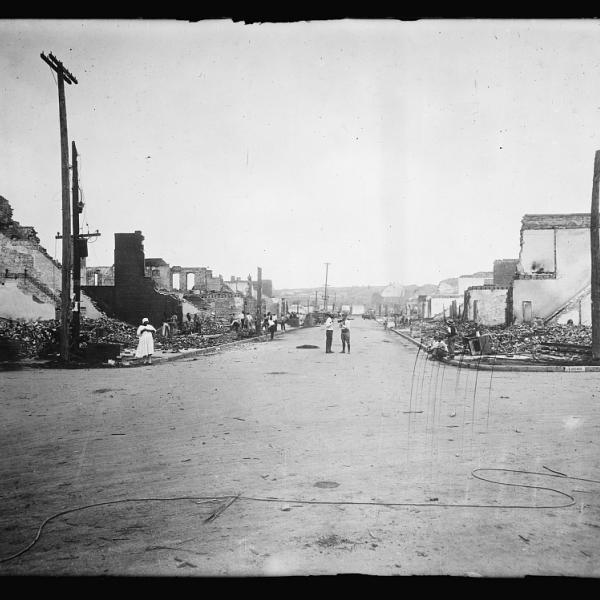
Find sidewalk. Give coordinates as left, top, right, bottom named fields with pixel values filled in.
left=389, top=326, right=600, bottom=372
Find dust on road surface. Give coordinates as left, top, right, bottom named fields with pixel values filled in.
left=1, top=319, right=599, bottom=576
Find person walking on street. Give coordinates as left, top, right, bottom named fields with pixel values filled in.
left=339, top=315, right=351, bottom=353
left=268, top=313, right=277, bottom=340
left=324, top=313, right=334, bottom=353
left=135, top=317, right=156, bottom=365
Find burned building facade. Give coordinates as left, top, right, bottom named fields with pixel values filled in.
left=82, top=231, right=182, bottom=326
left=511, top=214, right=593, bottom=325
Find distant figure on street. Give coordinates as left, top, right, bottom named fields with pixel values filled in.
left=135, top=317, right=156, bottom=365
left=268, top=313, right=277, bottom=340
left=445, top=318, right=458, bottom=357
left=280, top=314, right=287, bottom=332
left=324, top=313, right=334, bottom=353
left=339, top=315, right=351, bottom=353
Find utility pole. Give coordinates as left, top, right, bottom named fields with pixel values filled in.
left=71, top=142, right=80, bottom=352
left=323, top=262, right=330, bottom=312
left=70, top=142, right=100, bottom=353
left=41, top=52, right=78, bottom=362
left=591, top=150, right=600, bottom=361
left=256, top=267, right=263, bottom=335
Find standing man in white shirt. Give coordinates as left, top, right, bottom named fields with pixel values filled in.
left=339, top=315, right=350, bottom=353
left=324, top=313, right=334, bottom=353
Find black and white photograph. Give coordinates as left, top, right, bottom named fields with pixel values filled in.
left=1, top=17, right=600, bottom=578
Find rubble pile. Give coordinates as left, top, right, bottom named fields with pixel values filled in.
left=0, top=316, right=253, bottom=360
left=152, top=331, right=240, bottom=353
left=0, top=318, right=59, bottom=358
left=80, top=317, right=138, bottom=347
left=411, top=319, right=592, bottom=359
left=81, top=317, right=247, bottom=354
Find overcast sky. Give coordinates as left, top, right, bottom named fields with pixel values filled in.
left=2, top=19, right=600, bottom=290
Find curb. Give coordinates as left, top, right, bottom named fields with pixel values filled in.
left=389, top=327, right=600, bottom=373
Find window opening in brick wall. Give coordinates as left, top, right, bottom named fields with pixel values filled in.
left=522, top=300, right=532, bottom=322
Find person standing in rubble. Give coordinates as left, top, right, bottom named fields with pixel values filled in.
left=160, top=312, right=171, bottom=339
left=445, top=318, right=458, bottom=357
left=170, top=313, right=179, bottom=335
left=135, top=317, right=156, bottom=365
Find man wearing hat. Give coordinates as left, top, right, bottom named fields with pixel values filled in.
left=324, top=313, right=334, bottom=353
left=445, top=318, right=457, bottom=358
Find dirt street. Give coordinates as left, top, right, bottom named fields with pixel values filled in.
left=1, top=318, right=599, bottom=576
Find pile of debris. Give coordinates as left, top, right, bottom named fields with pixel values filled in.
left=81, top=317, right=245, bottom=354
left=410, top=319, right=593, bottom=360
left=0, top=317, right=59, bottom=358
left=1, top=316, right=253, bottom=360
left=80, top=317, right=138, bottom=347
left=152, top=331, right=240, bottom=353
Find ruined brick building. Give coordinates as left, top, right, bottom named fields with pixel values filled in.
left=0, top=196, right=100, bottom=320
left=511, top=214, right=594, bottom=325
left=82, top=231, right=182, bottom=326
left=84, top=237, right=276, bottom=323
left=462, top=262, right=516, bottom=326
left=461, top=213, right=595, bottom=327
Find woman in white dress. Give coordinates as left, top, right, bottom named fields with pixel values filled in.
left=135, top=317, right=156, bottom=364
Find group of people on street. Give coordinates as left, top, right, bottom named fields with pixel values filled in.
left=160, top=312, right=207, bottom=338
left=262, top=312, right=288, bottom=339
left=323, top=313, right=351, bottom=354
left=230, top=312, right=255, bottom=334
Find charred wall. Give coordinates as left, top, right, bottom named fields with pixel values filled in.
left=82, top=231, right=182, bottom=326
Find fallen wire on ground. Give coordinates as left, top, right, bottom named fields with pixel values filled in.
left=1, top=467, right=599, bottom=565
